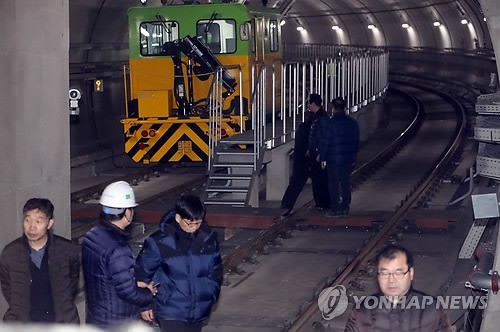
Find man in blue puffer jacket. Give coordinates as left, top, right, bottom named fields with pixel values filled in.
left=82, top=181, right=156, bottom=329
left=136, top=194, right=222, bottom=332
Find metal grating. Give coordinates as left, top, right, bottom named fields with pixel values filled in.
left=459, top=219, right=489, bottom=259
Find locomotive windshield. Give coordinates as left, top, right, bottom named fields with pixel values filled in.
left=196, top=19, right=236, bottom=54
left=140, top=21, right=179, bottom=56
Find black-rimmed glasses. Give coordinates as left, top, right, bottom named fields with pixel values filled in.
left=378, top=269, right=410, bottom=279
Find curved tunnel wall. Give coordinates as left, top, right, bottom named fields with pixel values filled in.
left=68, top=0, right=495, bottom=163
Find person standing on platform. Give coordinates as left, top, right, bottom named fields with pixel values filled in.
left=306, top=93, right=330, bottom=210
left=320, top=97, right=359, bottom=216
left=136, top=194, right=222, bottom=332
left=280, top=112, right=313, bottom=216
left=0, top=198, right=80, bottom=323
left=82, top=181, right=156, bottom=329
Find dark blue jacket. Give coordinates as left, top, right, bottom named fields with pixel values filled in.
left=320, top=111, right=359, bottom=165
left=308, top=108, right=329, bottom=158
left=135, top=211, right=222, bottom=323
left=82, top=220, right=153, bottom=328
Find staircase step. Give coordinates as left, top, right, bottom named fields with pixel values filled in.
left=219, top=139, right=255, bottom=145
left=212, top=162, right=255, bottom=168
left=209, top=174, right=252, bottom=180
left=218, top=150, right=256, bottom=155
left=206, top=186, right=249, bottom=193
left=204, top=199, right=246, bottom=206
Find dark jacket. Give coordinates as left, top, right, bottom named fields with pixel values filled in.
left=82, top=220, right=153, bottom=328
left=0, top=232, right=80, bottom=323
left=320, top=110, right=359, bottom=165
left=308, top=107, right=329, bottom=158
left=135, top=211, right=222, bottom=323
left=345, top=290, right=452, bottom=332
left=293, top=120, right=312, bottom=174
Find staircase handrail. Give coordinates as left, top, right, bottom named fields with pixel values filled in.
left=207, top=64, right=243, bottom=171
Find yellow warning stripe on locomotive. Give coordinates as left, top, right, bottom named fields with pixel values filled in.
left=122, top=116, right=245, bottom=163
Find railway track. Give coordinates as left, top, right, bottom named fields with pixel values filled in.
left=286, top=82, right=466, bottom=331
left=70, top=80, right=473, bottom=331
left=203, top=81, right=470, bottom=331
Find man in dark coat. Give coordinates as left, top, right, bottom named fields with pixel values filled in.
left=280, top=112, right=313, bottom=216
left=0, top=198, right=80, bottom=323
left=345, top=245, right=452, bottom=331
left=320, top=97, right=359, bottom=216
left=136, top=194, right=222, bottom=332
left=82, top=181, right=156, bottom=328
left=306, top=93, right=330, bottom=210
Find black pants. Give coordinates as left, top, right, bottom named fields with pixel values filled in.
left=310, top=161, right=329, bottom=209
left=158, top=319, right=202, bottom=332
left=327, top=162, right=352, bottom=211
left=281, top=166, right=309, bottom=210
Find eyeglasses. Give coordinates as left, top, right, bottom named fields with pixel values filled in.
left=182, top=218, right=202, bottom=227
left=378, top=269, right=410, bottom=279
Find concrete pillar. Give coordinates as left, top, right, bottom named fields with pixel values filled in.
left=480, top=0, right=500, bottom=80
left=0, top=0, right=70, bottom=312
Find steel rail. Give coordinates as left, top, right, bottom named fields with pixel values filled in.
left=222, top=86, right=423, bottom=271
left=287, top=81, right=467, bottom=331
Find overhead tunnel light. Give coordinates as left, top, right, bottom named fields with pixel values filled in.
left=461, top=19, right=468, bottom=25
left=296, top=26, right=304, bottom=31
left=367, top=24, right=375, bottom=30
left=401, top=23, right=410, bottom=29
left=433, top=21, right=441, bottom=27
left=332, top=25, right=340, bottom=31
left=280, top=20, right=286, bottom=26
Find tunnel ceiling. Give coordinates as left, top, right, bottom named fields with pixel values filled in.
left=70, top=0, right=491, bottom=56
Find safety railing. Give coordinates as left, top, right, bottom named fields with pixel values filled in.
left=206, top=45, right=389, bottom=169
left=250, top=62, right=268, bottom=170
left=270, top=46, right=389, bottom=148
left=207, top=64, right=243, bottom=170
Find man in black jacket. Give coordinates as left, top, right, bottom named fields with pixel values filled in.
left=0, top=198, right=80, bottom=323
left=280, top=112, right=313, bottom=216
left=345, top=245, right=452, bottom=331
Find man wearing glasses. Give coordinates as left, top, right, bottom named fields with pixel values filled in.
left=345, top=245, right=452, bottom=331
left=136, top=194, right=222, bottom=332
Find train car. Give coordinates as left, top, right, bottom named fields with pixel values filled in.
left=122, top=1, right=282, bottom=164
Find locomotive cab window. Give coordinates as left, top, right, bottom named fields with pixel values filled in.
left=197, top=19, right=236, bottom=54
left=140, top=21, right=179, bottom=56
left=269, top=20, right=279, bottom=52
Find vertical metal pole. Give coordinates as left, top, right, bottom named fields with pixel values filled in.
left=239, top=67, right=243, bottom=132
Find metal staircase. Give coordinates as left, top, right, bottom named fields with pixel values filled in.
left=204, top=132, right=263, bottom=207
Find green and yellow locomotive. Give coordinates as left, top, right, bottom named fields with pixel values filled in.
left=122, top=1, right=281, bottom=164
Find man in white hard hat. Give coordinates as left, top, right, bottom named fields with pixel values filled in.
left=82, top=181, right=156, bottom=329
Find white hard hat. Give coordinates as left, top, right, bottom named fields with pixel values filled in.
left=99, top=181, right=138, bottom=209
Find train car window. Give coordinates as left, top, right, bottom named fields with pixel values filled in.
left=140, top=21, right=179, bottom=56
left=197, top=19, right=236, bottom=54
left=269, top=20, right=279, bottom=52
